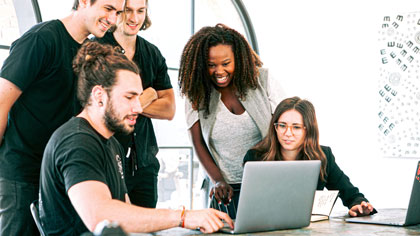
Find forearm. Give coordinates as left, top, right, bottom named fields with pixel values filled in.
left=192, top=139, right=225, bottom=183
left=91, top=199, right=181, bottom=233
left=190, top=122, right=225, bottom=183
left=140, top=88, right=175, bottom=120
left=0, top=113, right=6, bottom=145
left=141, top=97, right=175, bottom=120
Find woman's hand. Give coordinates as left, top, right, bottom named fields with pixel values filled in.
left=348, top=201, right=374, bottom=217
left=210, top=180, right=234, bottom=205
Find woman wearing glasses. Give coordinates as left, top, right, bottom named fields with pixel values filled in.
left=179, top=24, right=284, bottom=217
left=244, top=97, right=375, bottom=217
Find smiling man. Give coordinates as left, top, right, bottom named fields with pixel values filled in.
left=0, top=0, right=124, bottom=235
left=95, top=0, right=176, bottom=209
left=39, top=41, right=232, bottom=235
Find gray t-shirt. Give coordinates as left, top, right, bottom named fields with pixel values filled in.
left=209, top=101, right=262, bottom=184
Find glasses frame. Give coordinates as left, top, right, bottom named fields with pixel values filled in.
left=274, top=122, right=306, bottom=136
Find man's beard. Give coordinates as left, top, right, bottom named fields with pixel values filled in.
left=104, top=100, right=135, bottom=135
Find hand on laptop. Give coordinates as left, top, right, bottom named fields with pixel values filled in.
left=210, top=180, right=233, bottom=205
left=184, top=208, right=234, bottom=233
left=348, top=201, right=374, bottom=217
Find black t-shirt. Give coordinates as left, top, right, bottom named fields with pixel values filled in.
left=39, top=117, right=127, bottom=236
left=95, top=32, right=172, bottom=167
left=0, top=20, right=82, bottom=183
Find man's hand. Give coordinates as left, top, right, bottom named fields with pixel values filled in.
left=183, top=208, right=233, bottom=233
left=139, top=87, right=158, bottom=110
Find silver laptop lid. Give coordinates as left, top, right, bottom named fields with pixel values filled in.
left=234, top=160, right=321, bottom=234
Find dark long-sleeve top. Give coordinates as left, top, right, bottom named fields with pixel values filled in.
left=243, top=145, right=369, bottom=208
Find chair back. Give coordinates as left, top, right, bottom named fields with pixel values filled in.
left=30, top=200, right=48, bottom=236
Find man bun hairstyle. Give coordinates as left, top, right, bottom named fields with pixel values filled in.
left=73, top=41, right=139, bottom=107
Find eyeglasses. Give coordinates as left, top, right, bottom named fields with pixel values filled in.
left=274, top=123, right=305, bottom=135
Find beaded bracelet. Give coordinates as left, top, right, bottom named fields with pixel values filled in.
left=179, top=205, right=186, bottom=228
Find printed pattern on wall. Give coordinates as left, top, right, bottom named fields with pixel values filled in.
left=378, top=12, right=420, bottom=157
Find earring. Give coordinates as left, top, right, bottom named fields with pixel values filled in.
left=99, top=101, right=103, bottom=106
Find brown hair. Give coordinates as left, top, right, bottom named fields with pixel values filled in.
left=139, top=0, right=151, bottom=30
left=178, top=23, right=262, bottom=115
left=72, top=0, right=97, bottom=10
left=252, top=96, right=327, bottom=181
left=72, top=41, right=139, bottom=107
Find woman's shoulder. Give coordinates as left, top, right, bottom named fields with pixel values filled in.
left=320, top=145, right=335, bottom=162
left=257, top=67, right=269, bottom=86
left=320, top=145, right=332, bottom=153
left=243, top=149, right=259, bottom=163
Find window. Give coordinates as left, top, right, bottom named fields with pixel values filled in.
left=0, top=0, right=20, bottom=65
left=37, top=0, right=73, bottom=21
left=156, top=147, right=197, bottom=209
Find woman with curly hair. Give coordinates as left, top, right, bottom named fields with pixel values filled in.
left=179, top=24, right=284, bottom=217
left=244, top=97, right=376, bottom=217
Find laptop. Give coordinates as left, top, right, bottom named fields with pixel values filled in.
left=346, top=161, right=420, bottom=226
left=220, top=160, right=321, bottom=234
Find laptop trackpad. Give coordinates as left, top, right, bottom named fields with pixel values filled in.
left=219, top=220, right=236, bottom=234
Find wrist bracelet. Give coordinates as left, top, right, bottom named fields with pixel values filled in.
left=179, top=205, right=186, bottom=228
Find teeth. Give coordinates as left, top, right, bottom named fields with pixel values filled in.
left=100, top=21, right=108, bottom=30
left=216, top=76, right=227, bottom=82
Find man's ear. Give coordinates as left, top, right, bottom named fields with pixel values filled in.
left=91, top=85, right=106, bottom=107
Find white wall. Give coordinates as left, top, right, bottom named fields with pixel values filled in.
left=242, top=0, right=420, bottom=211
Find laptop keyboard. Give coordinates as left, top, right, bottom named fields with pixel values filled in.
left=369, top=214, right=405, bottom=225
left=210, top=196, right=238, bottom=219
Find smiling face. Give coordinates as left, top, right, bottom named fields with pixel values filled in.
left=104, top=69, right=143, bottom=135
left=276, top=109, right=306, bottom=156
left=117, top=0, right=147, bottom=36
left=207, top=44, right=235, bottom=88
left=83, top=0, right=124, bottom=38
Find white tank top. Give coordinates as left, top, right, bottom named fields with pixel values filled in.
left=209, top=100, right=262, bottom=184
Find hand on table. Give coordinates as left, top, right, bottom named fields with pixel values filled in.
left=348, top=201, right=375, bottom=217
left=184, top=208, right=234, bottom=233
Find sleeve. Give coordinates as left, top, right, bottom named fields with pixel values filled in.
left=151, top=47, right=172, bottom=91
left=56, top=134, right=108, bottom=192
left=0, top=32, right=49, bottom=92
left=323, top=146, right=369, bottom=208
left=266, top=68, right=286, bottom=113
left=185, top=98, right=199, bottom=130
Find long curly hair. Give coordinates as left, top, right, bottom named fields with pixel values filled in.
left=252, top=97, right=327, bottom=181
left=178, top=24, right=262, bottom=115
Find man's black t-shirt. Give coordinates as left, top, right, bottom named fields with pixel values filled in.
left=0, top=20, right=81, bottom=183
left=39, top=117, right=127, bottom=236
left=95, top=32, right=172, bottom=167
